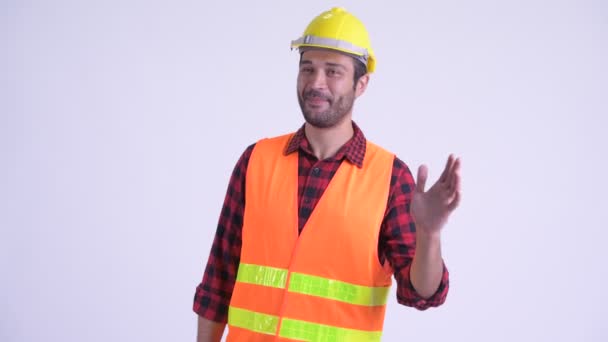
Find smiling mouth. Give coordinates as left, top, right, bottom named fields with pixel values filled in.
left=305, top=95, right=330, bottom=106
left=307, top=97, right=326, bottom=102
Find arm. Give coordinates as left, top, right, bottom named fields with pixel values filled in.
left=380, top=157, right=450, bottom=310
left=410, top=154, right=461, bottom=298
left=192, top=144, right=256, bottom=339
left=410, top=229, right=444, bottom=298
left=197, top=317, right=226, bottom=342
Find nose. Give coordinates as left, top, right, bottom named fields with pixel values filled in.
left=310, top=69, right=327, bottom=90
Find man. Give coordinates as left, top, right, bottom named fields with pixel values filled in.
left=193, top=7, right=461, bottom=342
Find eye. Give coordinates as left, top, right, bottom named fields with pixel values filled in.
left=300, top=67, right=314, bottom=74
left=327, top=69, right=342, bottom=77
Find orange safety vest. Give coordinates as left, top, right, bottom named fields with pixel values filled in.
left=227, top=132, right=395, bottom=341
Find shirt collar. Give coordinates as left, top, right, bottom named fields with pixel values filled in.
left=284, top=121, right=366, bottom=168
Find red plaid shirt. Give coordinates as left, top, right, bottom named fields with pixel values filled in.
left=193, top=122, right=449, bottom=323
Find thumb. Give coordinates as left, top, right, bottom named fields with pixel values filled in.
left=416, top=164, right=428, bottom=192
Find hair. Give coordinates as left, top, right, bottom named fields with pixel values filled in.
left=352, top=58, right=367, bottom=89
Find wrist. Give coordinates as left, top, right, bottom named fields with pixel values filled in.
left=415, top=226, right=441, bottom=242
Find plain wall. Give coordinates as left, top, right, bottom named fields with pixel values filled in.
left=2, top=0, right=607, bottom=341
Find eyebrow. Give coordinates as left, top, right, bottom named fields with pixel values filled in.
left=299, top=60, right=348, bottom=71
left=325, top=62, right=347, bottom=71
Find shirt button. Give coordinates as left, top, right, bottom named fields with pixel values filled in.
left=312, top=167, right=320, bottom=175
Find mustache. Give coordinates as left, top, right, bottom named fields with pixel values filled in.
left=303, top=90, right=332, bottom=102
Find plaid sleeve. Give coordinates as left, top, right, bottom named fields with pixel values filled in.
left=192, top=143, right=255, bottom=322
left=380, top=157, right=450, bottom=310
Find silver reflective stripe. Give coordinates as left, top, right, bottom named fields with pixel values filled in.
left=291, top=35, right=369, bottom=61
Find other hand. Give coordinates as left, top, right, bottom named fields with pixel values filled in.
left=411, top=154, right=462, bottom=236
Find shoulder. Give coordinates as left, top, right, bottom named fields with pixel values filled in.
left=236, top=131, right=297, bottom=168
left=365, top=140, right=414, bottom=178
left=389, top=156, right=416, bottom=198
left=367, top=139, right=416, bottom=190
left=240, top=143, right=256, bottom=161
left=237, top=142, right=257, bottom=163
left=228, top=143, right=257, bottom=180
left=254, top=132, right=296, bottom=151
left=392, top=156, right=415, bottom=179
left=240, top=131, right=294, bottom=157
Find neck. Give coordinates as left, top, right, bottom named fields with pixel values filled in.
left=304, top=118, right=354, bottom=161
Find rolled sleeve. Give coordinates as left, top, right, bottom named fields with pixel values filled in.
left=192, top=144, right=255, bottom=322
left=395, top=261, right=449, bottom=310
left=381, top=157, right=450, bottom=311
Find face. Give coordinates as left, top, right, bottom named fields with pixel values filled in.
left=297, top=49, right=368, bottom=129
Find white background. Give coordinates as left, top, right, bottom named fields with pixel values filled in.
left=2, top=0, right=607, bottom=341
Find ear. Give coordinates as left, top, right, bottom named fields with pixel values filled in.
left=355, top=74, right=370, bottom=98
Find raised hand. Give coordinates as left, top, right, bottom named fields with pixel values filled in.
left=411, top=154, right=462, bottom=236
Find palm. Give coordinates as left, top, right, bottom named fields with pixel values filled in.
left=411, top=155, right=461, bottom=234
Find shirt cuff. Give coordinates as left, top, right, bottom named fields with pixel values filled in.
left=396, top=262, right=450, bottom=310
left=192, top=283, right=230, bottom=323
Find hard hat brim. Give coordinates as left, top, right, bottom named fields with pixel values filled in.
left=291, top=35, right=375, bottom=73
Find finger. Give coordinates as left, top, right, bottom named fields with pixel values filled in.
left=416, top=164, right=428, bottom=192
left=445, top=174, right=460, bottom=204
left=447, top=158, right=461, bottom=192
left=444, top=155, right=460, bottom=188
left=439, top=154, right=454, bottom=183
left=444, top=160, right=461, bottom=202
left=447, top=190, right=461, bottom=211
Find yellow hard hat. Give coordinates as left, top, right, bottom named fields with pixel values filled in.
left=291, top=7, right=376, bottom=73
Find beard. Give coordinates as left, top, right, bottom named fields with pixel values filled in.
left=298, top=89, right=355, bottom=128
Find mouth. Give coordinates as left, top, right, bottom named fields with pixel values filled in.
left=304, top=93, right=331, bottom=108
left=306, top=96, right=328, bottom=105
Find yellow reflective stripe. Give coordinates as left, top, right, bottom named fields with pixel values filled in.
left=280, top=318, right=382, bottom=341
left=235, top=264, right=389, bottom=306
left=228, top=307, right=381, bottom=341
left=227, top=307, right=278, bottom=335
left=236, top=263, right=288, bottom=288
left=288, top=272, right=390, bottom=306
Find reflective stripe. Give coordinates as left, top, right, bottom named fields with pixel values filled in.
left=228, top=307, right=382, bottom=341
left=234, top=264, right=389, bottom=306
left=236, top=263, right=287, bottom=288
left=291, top=35, right=370, bottom=59
left=228, top=307, right=278, bottom=335
left=288, top=272, right=389, bottom=306
left=280, top=318, right=382, bottom=342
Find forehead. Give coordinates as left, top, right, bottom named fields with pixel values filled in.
left=299, top=48, right=355, bottom=70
